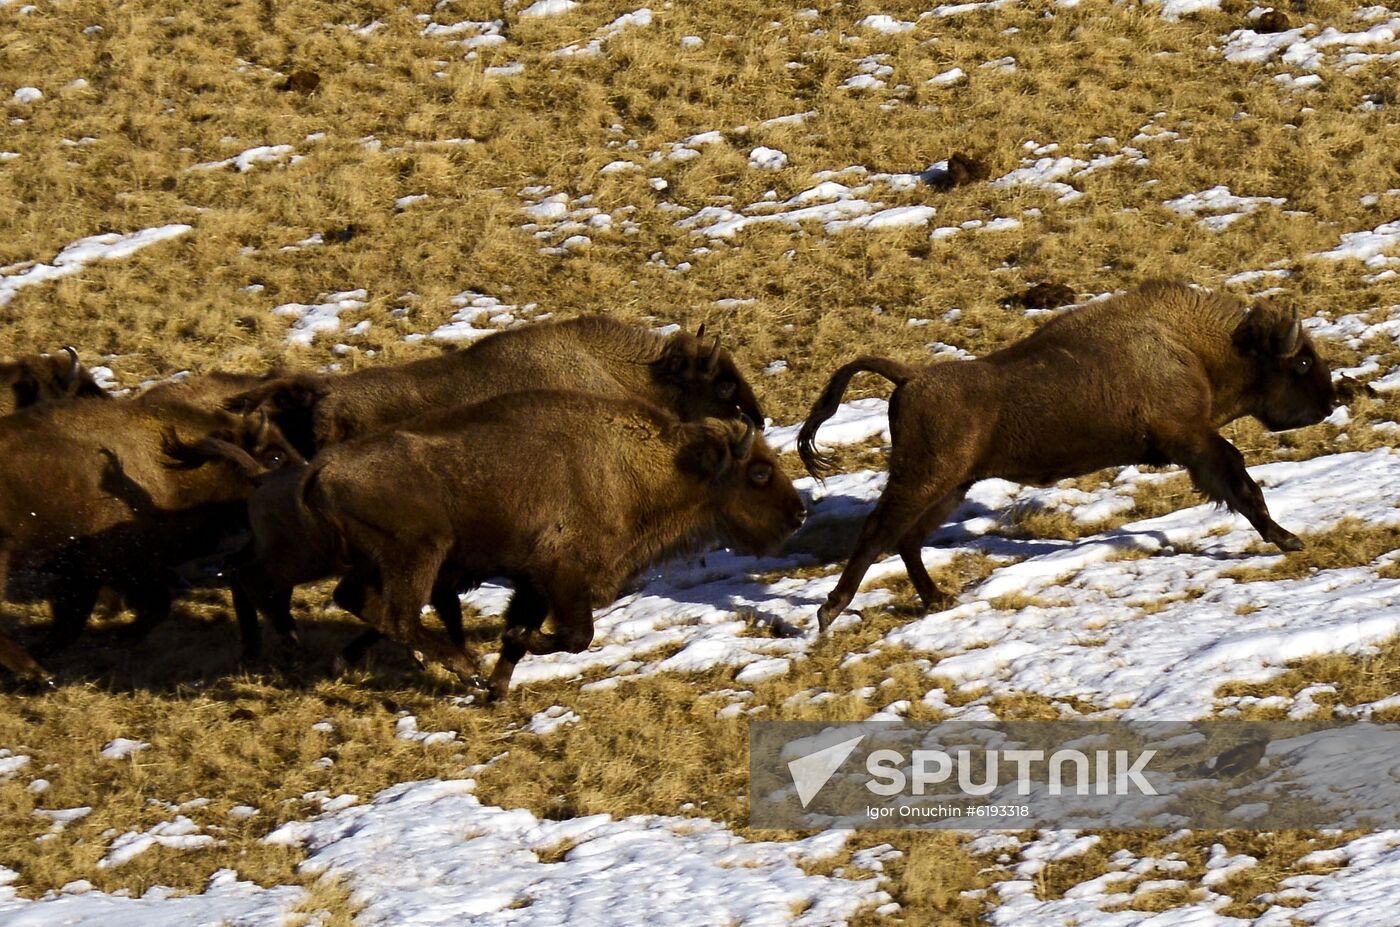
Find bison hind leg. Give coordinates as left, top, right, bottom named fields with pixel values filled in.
left=896, top=486, right=970, bottom=610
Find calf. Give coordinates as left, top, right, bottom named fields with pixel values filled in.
left=295, top=391, right=806, bottom=698
left=798, top=280, right=1338, bottom=631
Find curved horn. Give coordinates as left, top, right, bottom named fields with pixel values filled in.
left=60, top=346, right=81, bottom=387
left=733, top=415, right=756, bottom=461
left=193, top=438, right=266, bottom=478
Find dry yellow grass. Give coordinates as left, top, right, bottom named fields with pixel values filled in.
left=4, top=0, right=1400, bottom=920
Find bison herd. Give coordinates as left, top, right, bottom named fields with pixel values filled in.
left=0, top=281, right=1352, bottom=698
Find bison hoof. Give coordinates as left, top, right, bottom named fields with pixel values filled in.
left=815, top=605, right=840, bottom=634
left=1275, top=533, right=1304, bottom=553
left=458, top=673, right=490, bottom=693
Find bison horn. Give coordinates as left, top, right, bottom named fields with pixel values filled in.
left=253, top=409, right=270, bottom=445
left=193, top=438, right=266, bottom=478
left=696, top=323, right=706, bottom=340
left=60, top=346, right=81, bottom=387
left=1280, top=315, right=1301, bottom=356
left=733, top=415, right=756, bottom=460
left=702, top=334, right=721, bottom=375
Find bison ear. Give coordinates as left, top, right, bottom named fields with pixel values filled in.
left=675, top=422, right=735, bottom=482
left=1233, top=303, right=1302, bottom=358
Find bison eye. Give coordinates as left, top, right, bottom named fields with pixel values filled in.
left=715, top=381, right=737, bottom=400
left=265, top=452, right=284, bottom=468
left=1293, top=356, right=1313, bottom=375
left=749, top=464, right=772, bottom=487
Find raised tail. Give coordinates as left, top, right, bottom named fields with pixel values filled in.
left=797, top=356, right=915, bottom=479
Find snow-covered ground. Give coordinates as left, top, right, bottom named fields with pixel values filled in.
left=8, top=0, right=1400, bottom=923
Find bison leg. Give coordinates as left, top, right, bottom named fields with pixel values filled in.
left=1165, top=431, right=1302, bottom=552
left=0, top=630, right=50, bottom=684
left=338, top=577, right=466, bottom=668
left=486, top=581, right=551, bottom=702
left=896, top=486, right=970, bottom=609
left=358, top=557, right=482, bottom=683
left=818, top=474, right=961, bottom=631
left=430, top=585, right=466, bottom=650
left=41, top=582, right=100, bottom=654
left=236, top=562, right=302, bottom=658
left=0, top=550, right=52, bottom=683
left=117, top=583, right=173, bottom=644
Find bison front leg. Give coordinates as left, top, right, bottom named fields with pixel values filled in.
left=487, top=581, right=580, bottom=702
left=1165, top=430, right=1302, bottom=552
left=40, top=582, right=99, bottom=655
left=232, top=564, right=301, bottom=663
left=337, top=576, right=468, bottom=668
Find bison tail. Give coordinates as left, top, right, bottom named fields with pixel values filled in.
left=797, top=357, right=914, bottom=480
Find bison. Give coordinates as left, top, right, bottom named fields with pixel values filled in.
left=263, top=391, right=804, bottom=698
left=798, top=280, right=1339, bottom=631
left=0, top=396, right=303, bottom=681
left=232, top=317, right=766, bottom=458
left=219, top=317, right=768, bottom=660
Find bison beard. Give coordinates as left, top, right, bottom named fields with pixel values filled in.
left=800, top=280, right=1341, bottom=632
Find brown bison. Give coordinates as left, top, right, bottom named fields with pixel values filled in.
left=0, top=397, right=303, bottom=681
left=220, top=317, right=767, bottom=660
left=0, top=347, right=109, bottom=412
left=798, top=280, right=1338, bottom=631
left=232, top=317, right=766, bottom=457
left=279, top=391, right=804, bottom=698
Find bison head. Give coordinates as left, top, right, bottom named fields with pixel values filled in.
left=223, top=374, right=327, bottom=459
left=677, top=416, right=806, bottom=555
left=165, top=409, right=307, bottom=480
left=655, top=326, right=767, bottom=427
left=0, top=347, right=110, bottom=410
left=1232, top=302, right=1336, bottom=431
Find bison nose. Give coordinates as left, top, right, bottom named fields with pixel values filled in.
left=789, top=506, right=808, bottom=530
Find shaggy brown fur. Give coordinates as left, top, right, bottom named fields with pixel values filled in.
left=798, top=280, right=1339, bottom=631
left=296, top=391, right=805, bottom=698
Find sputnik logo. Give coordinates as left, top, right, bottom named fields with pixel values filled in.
left=788, top=734, right=865, bottom=807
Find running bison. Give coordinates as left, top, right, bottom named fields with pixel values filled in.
left=798, top=280, right=1338, bottom=631
left=220, top=318, right=767, bottom=660
left=288, top=391, right=805, bottom=698
left=231, top=317, right=766, bottom=458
